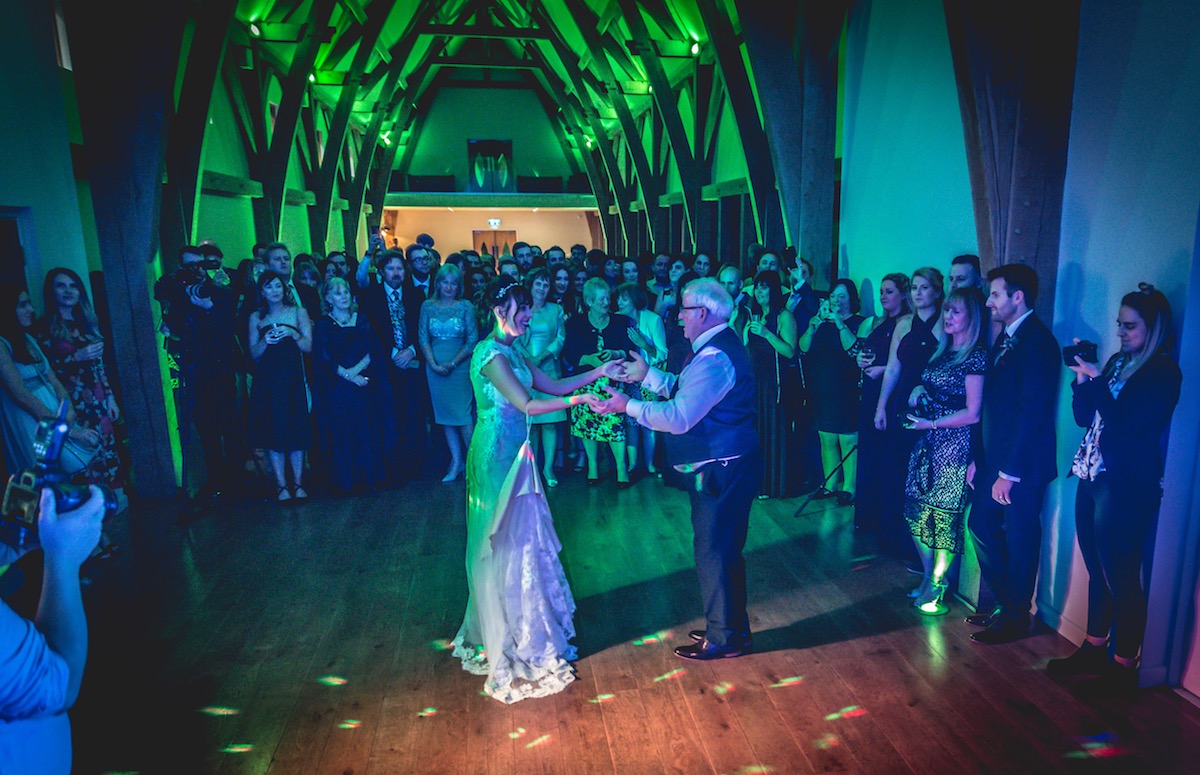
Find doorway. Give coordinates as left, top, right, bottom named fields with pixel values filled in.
left=473, top=230, right=516, bottom=259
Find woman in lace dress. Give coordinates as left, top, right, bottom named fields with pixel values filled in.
left=901, top=287, right=987, bottom=613
left=451, top=278, right=615, bottom=704
left=515, top=268, right=566, bottom=486
left=418, top=264, right=478, bottom=482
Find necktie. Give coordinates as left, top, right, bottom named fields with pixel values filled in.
left=992, top=331, right=1009, bottom=365
left=388, top=289, right=407, bottom=350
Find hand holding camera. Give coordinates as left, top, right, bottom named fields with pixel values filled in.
left=1064, top=338, right=1101, bottom=381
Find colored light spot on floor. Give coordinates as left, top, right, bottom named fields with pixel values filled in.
left=654, top=668, right=686, bottom=682
left=525, top=734, right=552, bottom=749
left=418, top=707, right=439, bottom=717
left=509, top=727, right=527, bottom=739
left=338, top=719, right=362, bottom=729
left=824, top=706, right=865, bottom=721
left=221, top=744, right=253, bottom=754
left=633, top=629, right=674, bottom=646
left=733, top=766, right=775, bottom=774
left=770, top=676, right=805, bottom=688
left=713, top=681, right=736, bottom=695
left=851, top=564, right=871, bottom=572
left=199, top=706, right=240, bottom=716
left=430, top=638, right=454, bottom=651
left=317, top=675, right=348, bottom=686
left=814, top=733, right=840, bottom=750
left=589, top=694, right=617, bottom=703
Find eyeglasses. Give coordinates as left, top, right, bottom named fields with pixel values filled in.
left=679, top=305, right=706, bottom=312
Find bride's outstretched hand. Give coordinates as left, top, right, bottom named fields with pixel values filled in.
left=600, top=359, right=626, bottom=380
left=578, top=392, right=607, bottom=412
left=610, top=350, right=649, bottom=383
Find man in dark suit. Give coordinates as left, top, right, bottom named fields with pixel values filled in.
left=968, top=263, right=1060, bottom=644
left=405, top=243, right=435, bottom=298
left=600, top=277, right=761, bottom=660
left=358, top=249, right=426, bottom=482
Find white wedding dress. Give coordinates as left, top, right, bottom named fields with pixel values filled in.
left=451, top=337, right=577, bottom=703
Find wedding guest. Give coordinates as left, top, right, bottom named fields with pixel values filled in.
left=615, top=282, right=667, bottom=476
left=36, top=268, right=124, bottom=490
left=799, top=278, right=865, bottom=505
left=312, top=277, right=391, bottom=495
left=743, top=270, right=798, bottom=498
left=247, top=271, right=313, bottom=500
left=1048, top=283, right=1181, bottom=693
left=418, top=264, right=478, bottom=482
left=516, top=268, right=567, bottom=486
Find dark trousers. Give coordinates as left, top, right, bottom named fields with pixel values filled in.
left=180, top=368, right=242, bottom=493
left=385, top=365, right=427, bottom=483
left=968, top=471, right=1050, bottom=626
left=1076, top=474, right=1161, bottom=658
left=688, top=450, right=761, bottom=646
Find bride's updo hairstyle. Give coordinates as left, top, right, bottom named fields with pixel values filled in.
left=485, top=276, right=532, bottom=317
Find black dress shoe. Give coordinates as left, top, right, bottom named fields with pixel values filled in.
left=687, top=629, right=753, bottom=648
left=965, top=610, right=1000, bottom=629
left=812, top=487, right=837, bottom=500
left=835, top=490, right=855, bottom=506
left=674, top=638, right=752, bottom=661
left=970, top=618, right=1029, bottom=645
left=1046, top=642, right=1110, bottom=677
left=587, top=476, right=600, bottom=486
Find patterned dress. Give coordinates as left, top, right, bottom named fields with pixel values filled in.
left=36, top=319, right=123, bottom=488
left=903, top=345, right=988, bottom=553
left=451, top=338, right=577, bottom=703
left=562, top=313, right=634, bottom=442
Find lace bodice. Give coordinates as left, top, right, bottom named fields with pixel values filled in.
left=471, top=338, right=532, bottom=424
left=420, top=300, right=476, bottom=343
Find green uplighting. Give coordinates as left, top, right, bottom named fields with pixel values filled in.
left=308, top=73, right=316, bottom=83
left=654, top=668, right=686, bottom=682
left=199, top=706, right=240, bottom=716
left=690, top=42, right=700, bottom=55
left=249, top=23, right=261, bottom=37
left=317, top=675, right=348, bottom=686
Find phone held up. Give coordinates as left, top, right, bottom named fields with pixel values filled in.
left=1062, top=340, right=1099, bottom=367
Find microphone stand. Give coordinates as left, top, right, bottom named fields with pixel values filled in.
left=793, top=443, right=858, bottom=517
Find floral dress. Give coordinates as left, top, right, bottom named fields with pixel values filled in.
left=37, top=319, right=123, bottom=488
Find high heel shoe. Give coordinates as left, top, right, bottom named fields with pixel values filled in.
left=442, top=465, right=463, bottom=483
left=543, top=470, right=558, bottom=487
left=276, top=485, right=291, bottom=502
left=907, top=576, right=931, bottom=600
left=913, top=580, right=949, bottom=615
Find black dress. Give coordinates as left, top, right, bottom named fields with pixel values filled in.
left=807, top=314, right=865, bottom=433
left=313, top=315, right=393, bottom=494
left=746, top=307, right=790, bottom=498
left=903, top=345, right=988, bottom=553
left=249, top=321, right=310, bottom=452
left=854, top=315, right=900, bottom=531
left=874, top=311, right=940, bottom=555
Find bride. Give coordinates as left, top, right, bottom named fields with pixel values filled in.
left=452, top=278, right=617, bottom=703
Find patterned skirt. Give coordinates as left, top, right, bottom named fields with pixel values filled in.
left=569, top=376, right=625, bottom=442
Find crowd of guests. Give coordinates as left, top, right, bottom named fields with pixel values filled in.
left=0, top=232, right=1182, bottom=695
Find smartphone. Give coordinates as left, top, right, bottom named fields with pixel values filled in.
left=1062, top=340, right=1099, bottom=366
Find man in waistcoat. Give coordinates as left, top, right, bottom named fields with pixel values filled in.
left=599, top=277, right=761, bottom=660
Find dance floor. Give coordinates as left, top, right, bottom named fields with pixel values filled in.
left=21, top=472, right=1200, bottom=773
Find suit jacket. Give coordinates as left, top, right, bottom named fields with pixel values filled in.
left=978, top=313, right=1060, bottom=484
left=291, top=282, right=322, bottom=324
left=359, top=282, right=424, bottom=368
left=408, top=276, right=432, bottom=300
left=1071, top=352, right=1181, bottom=484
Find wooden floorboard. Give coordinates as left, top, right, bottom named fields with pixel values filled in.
left=14, top=470, right=1194, bottom=774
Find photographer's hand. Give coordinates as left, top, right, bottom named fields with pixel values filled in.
left=1067, top=338, right=1101, bottom=383
left=187, top=284, right=214, bottom=310
left=36, top=486, right=105, bottom=708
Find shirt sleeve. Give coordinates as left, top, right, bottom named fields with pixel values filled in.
left=0, top=604, right=70, bottom=721
left=627, top=347, right=735, bottom=434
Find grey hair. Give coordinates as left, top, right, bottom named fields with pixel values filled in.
left=682, top=277, right=733, bottom=321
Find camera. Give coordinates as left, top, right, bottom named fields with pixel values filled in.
left=1062, top=340, right=1099, bottom=367
left=2, top=402, right=117, bottom=530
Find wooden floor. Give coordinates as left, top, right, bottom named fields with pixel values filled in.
left=28, top=471, right=1200, bottom=773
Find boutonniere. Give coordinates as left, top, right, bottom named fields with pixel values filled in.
left=1001, top=335, right=1019, bottom=354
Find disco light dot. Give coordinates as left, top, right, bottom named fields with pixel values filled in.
left=418, top=707, right=438, bottom=717
left=222, top=744, right=254, bottom=753
left=508, top=727, right=527, bottom=739
left=813, top=733, right=840, bottom=750
left=525, top=734, right=552, bottom=749
left=430, top=638, right=454, bottom=651
left=588, top=694, right=616, bottom=703
left=850, top=563, right=871, bottom=571
left=338, top=719, right=362, bottom=729
left=770, top=676, right=805, bottom=688
left=713, top=681, right=736, bottom=695
left=317, top=675, right=348, bottom=686
left=736, top=767, right=775, bottom=774
left=654, top=668, right=686, bottom=682
left=199, top=706, right=240, bottom=716
left=825, top=705, right=865, bottom=721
